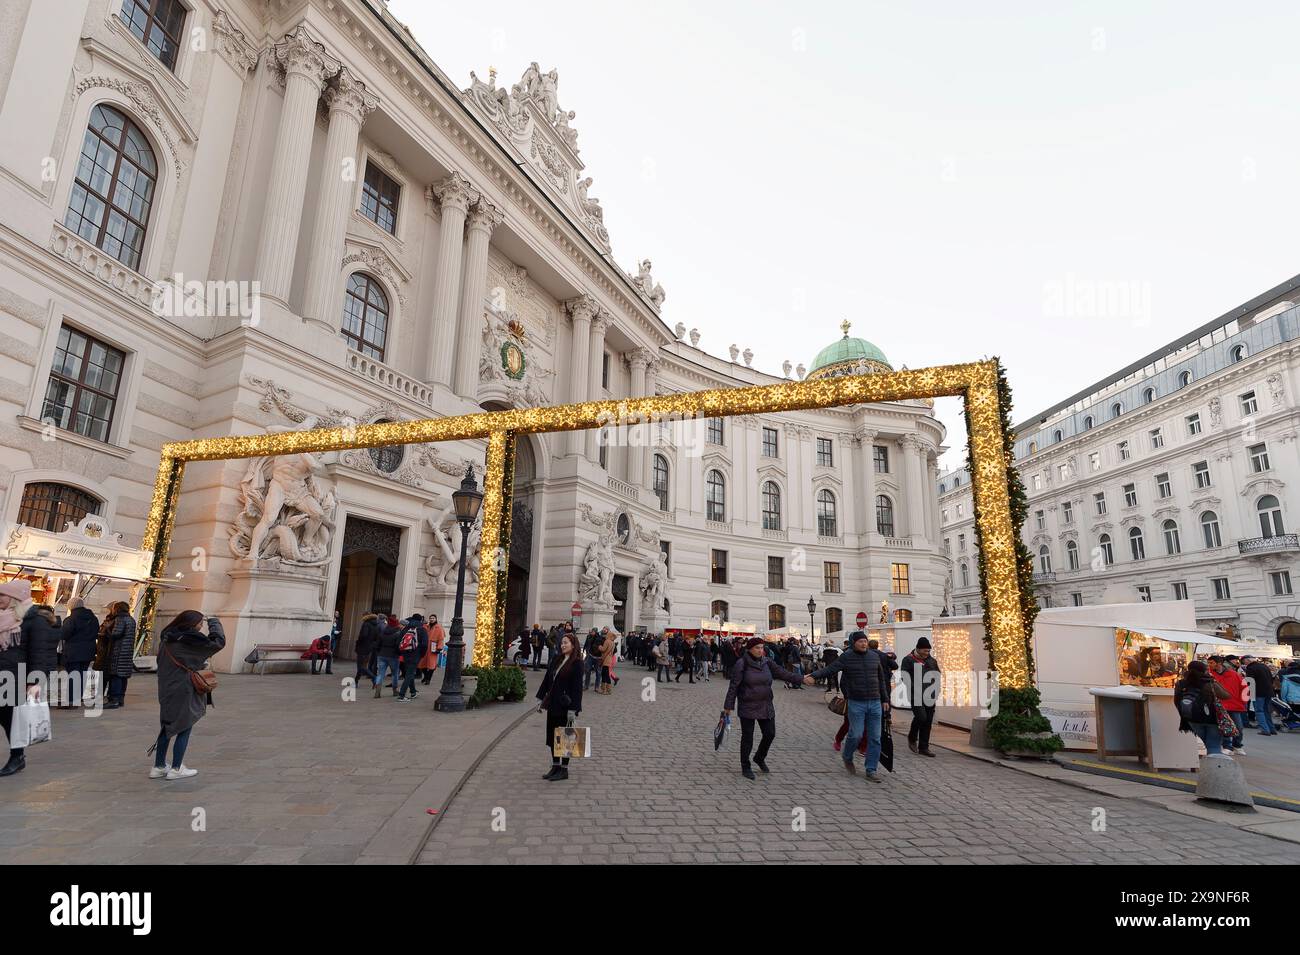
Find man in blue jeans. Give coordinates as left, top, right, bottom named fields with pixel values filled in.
left=806, top=631, right=891, bottom=783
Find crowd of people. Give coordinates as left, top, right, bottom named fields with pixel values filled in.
left=1174, top=652, right=1300, bottom=755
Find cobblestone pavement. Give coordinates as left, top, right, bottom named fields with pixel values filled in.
left=0, top=669, right=536, bottom=864
left=418, top=667, right=1300, bottom=865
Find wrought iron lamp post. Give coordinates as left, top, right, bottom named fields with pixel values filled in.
left=434, top=465, right=483, bottom=713
left=807, top=596, right=816, bottom=644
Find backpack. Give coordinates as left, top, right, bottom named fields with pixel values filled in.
left=1177, top=683, right=1213, bottom=723
left=398, top=626, right=419, bottom=654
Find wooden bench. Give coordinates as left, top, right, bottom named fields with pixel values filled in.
left=246, top=643, right=315, bottom=675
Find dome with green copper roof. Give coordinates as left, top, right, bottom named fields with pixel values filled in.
left=806, top=321, right=892, bottom=380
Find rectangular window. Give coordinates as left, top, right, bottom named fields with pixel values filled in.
left=1137, top=585, right=1151, bottom=602
left=598, top=443, right=608, bottom=470
left=1212, top=576, right=1231, bottom=601
left=1071, top=592, right=1083, bottom=607
left=1193, top=460, right=1211, bottom=489
left=1149, top=428, right=1164, bottom=450
left=1058, top=464, right=1069, bottom=482
left=873, top=445, right=889, bottom=473
left=1186, top=413, right=1201, bottom=436
left=1094, top=492, right=1107, bottom=516
left=601, top=352, right=610, bottom=389
left=660, top=540, right=671, bottom=577
left=1061, top=501, right=1073, bottom=524
left=767, top=555, right=784, bottom=590
left=1271, top=571, right=1293, bottom=596
left=1240, top=391, right=1258, bottom=416
left=816, top=436, right=834, bottom=467
left=1032, top=474, right=1042, bottom=491
left=710, top=549, right=728, bottom=585
left=1156, top=472, right=1171, bottom=499
left=890, top=563, right=910, bottom=595
left=1118, top=440, right=1130, bottom=461
left=40, top=325, right=126, bottom=444
left=941, top=509, right=949, bottom=524
left=824, top=561, right=841, bottom=594
left=1172, top=581, right=1188, bottom=601
left=1123, top=483, right=1137, bottom=508
left=1035, top=509, right=1045, bottom=530
left=707, top=417, right=723, bottom=445
left=958, top=533, right=966, bottom=552
left=1249, top=443, right=1270, bottom=473
left=1089, top=452, right=1101, bottom=472
left=956, top=503, right=964, bottom=517
left=360, top=162, right=401, bottom=235
left=119, top=0, right=185, bottom=71
left=762, top=426, right=779, bottom=458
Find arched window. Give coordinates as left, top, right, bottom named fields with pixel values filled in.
left=953, top=475, right=961, bottom=487
left=1129, top=526, right=1145, bottom=560
left=1230, top=344, right=1247, bottom=363
left=17, top=482, right=102, bottom=533
left=761, top=481, right=781, bottom=530
left=341, top=273, right=390, bottom=359
left=1201, top=511, right=1222, bottom=548
left=1083, top=415, right=1094, bottom=430
left=1258, top=495, right=1285, bottom=538
left=1038, top=545, right=1052, bottom=574
left=368, top=419, right=404, bottom=473
left=1052, top=429, right=1063, bottom=444
left=1066, top=539, right=1080, bottom=570
left=817, top=489, right=838, bottom=537
left=1142, top=387, right=1156, bottom=405
left=710, top=599, right=728, bottom=624
left=1028, top=441, right=1038, bottom=454
left=825, top=608, right=843, bottom=632
left=64, top=104, right=157, bottom=270
left=652, top=454, right=669, bottom=511
left=960, top=561, right=970, bottom=587
left=1178, top=370, right=1192, bottom=389
left=1099, top=533, right=1114, bottom=566
left=939, top=483, right=946, bottom=494
left=875, top=494, right=894, bottom=537
left=1111, top=401, right=1123, bottom=418
left=1162, top=519, right=1181, bottom=555
left=705, top=470, right=726, bottom=522
left=768, top=604, right=786, bottom=629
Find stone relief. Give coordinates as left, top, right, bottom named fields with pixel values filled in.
left=632, top=259, right=666, bottom=308
left=638, top=549, right=669, bottom=612
left=425, top=499, right=483, bottom=587
left=478, top=306, right=555, bottom=407
left=1268, top=372, right=1286, bottom=408
left=1208, top=396, right=1222, bottom=428
left=578, top=532, right=616, bottom=607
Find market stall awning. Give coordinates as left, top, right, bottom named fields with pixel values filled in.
left=1130, top=628, right=1232, bottom=646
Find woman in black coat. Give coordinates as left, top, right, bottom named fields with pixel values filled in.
left=723, top=637, right=801, bottom=779
left=22, top=604, right=61, bottom=686
left=103, top=602, right=137, bottom=709
left=536, top=631, right=584, bottom=781
left=151, top=610, right=225, bottom=780
left=0, top=580, right=33, bottom=777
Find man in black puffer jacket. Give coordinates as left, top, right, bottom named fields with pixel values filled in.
left=806, top=631, right=891, bottom=782
left=60, top=598, right=99, bottom=709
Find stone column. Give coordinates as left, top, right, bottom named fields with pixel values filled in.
left=452, top=197, right=504, bottom=398
left=858, top=429, right=878, bottom=536
left=253, top=28, right=338, bottom=306
left=425, top=173, right=475, bottom=385
left=628, top=347, right=652, bottom=488
left=903, top=434, right=927, bottom=541
left=585, top=312, right=610, bottom=462
left=564, top=296, right=596, bottom=456
left=643, top=358, right=659, bottom=488
left=924, top=451, right=939, bottom=543
left=300, top=68, right=377, bottom=333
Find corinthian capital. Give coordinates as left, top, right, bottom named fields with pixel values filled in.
left=466, top=196, right=505, bottom=234
left=564, top=293, right=599, bottom=324
left=325, top=68, right=379, bottom=122
left=432, top=172, right=476, bottom=216
left=628, top=346, right=657, bottom=368
left=273, top=26, right=339, bottom=89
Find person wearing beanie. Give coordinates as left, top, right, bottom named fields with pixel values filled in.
left=900, top=637, right=941, bottom=756
left=396, top=614, right=427, bottom=702
left=723, top=637, right=802, bottom=780
left=805, top=631, right=891, bottom=782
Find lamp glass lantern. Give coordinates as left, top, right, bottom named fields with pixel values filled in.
left=452, top=467, right=484, bottom=525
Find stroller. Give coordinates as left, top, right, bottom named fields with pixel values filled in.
left=1273, top=672, right=1300, bottom=731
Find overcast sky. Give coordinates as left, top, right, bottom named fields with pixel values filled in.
left=391, top=0, right=1300, bottom=468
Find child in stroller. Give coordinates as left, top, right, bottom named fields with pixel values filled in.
left=1275, top=670, right=1300, bottom=731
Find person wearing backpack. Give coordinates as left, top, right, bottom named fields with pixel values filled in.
left=1174, top=660, right=1231, bottom=756
left=396, top=614, right=427, bottom=702
left=373, top=615, right=402, bottom=698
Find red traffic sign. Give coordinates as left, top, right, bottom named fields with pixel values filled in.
left=571, top=602, right=583, bottom=616
left=855, top=611, right=869, bottom=628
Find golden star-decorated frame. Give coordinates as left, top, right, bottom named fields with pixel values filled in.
left=139, top=359, right=1031, bottom=688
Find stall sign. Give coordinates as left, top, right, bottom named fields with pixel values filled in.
left=2, top=521, right=152, bottom=580
left=1040, top=706, right=1096, bottom=746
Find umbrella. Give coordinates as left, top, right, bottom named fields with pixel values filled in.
left=713, top=712, right=731, bottom=751
left=878, top=712, right=895, bottom=773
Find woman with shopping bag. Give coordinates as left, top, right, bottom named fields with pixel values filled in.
left=150, top=610, right=225, bottom=780
left=0, top=578, right=33, bottom=777
left=536, top=631, right=584, bottom=781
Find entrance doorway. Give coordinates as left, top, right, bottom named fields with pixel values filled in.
left=612, top=574, right=629, bottom=633
left=1279, top=621, right=1300, bottom=655
left=334, top=516, right=401, bottom=659
left=500, top=433, right=536, bottom=643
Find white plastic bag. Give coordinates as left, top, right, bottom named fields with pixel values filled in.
left=10, top=690, right=52, bottom=747
left=82, top=668, right=101, bottom=705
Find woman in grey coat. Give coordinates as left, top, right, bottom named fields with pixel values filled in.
left=149, top=610, right=225, bottom=780
left=103, top=601, right=136, bottom=709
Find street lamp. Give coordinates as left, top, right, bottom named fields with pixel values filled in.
left=434, top=464, right=484, bottom=713
left=807, top=596, right=816, bottom=644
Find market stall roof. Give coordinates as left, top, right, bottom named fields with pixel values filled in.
left=1198, top=642, right=1296, bottom=659
left=1129, top=628, right=1235, bottom=646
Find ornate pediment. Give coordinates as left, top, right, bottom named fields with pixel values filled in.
left=71, top=63, right=194, bottom=179
left=1152, top=505, right=1181, bottom=521
left=1058, top=529, right=1079, bottom=542
left=1190, top=495, right=1222, bottom=512
left=342, top=239, right=410, bottom=310
left=1242, top=477, right=1286, bottom=498
left=1119, top=515, right=1145, bottom=528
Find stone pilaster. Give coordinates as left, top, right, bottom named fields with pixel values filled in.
left=425, top=173, right=475, bottom=385
left=858, top=429, right=878, bottom=536
left=586, top=312, right=610, bottom=462
left=564, top=295, right=597, bottom=456
left=902, top=434, right=927, bottom=541
left=627, top=347, right=653, bottom=487
left=452, top=197, right=504, bottom=398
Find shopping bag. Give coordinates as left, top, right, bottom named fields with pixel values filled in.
left=10, top=691, right=52, bottom=748
left=552, top=724, right=591, bottom=758
left=713, top=713, right=731, bottom=751
left=878, top=712, right=895, bottom=773
left=82, top=668, right=101, bottom=705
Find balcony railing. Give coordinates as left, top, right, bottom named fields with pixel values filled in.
left=1238, top=534, right=1300, bottom=556
left=1033, top=572, right=1057, bottom=583
left=343, top=352, right=435, bottom=409
left=880, top=536, right=914, bottom=549
left=607, top=476, right=640, bottom=500
left=761, top=527, right=788, bottom=542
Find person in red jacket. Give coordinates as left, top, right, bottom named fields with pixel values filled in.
left=1208, top=655, right=1247, bottom=754
left=301, top=634, right=333, bottom=675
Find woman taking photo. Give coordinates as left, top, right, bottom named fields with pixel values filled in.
left=723, top=637, right=801, bottom=780
left=536, top=630, right=584, bottom=781
left=150, top=611, right=225, bottom=780
left=103, top=601, right=137, bottom=709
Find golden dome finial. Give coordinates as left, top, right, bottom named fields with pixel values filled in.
left=840, top=319, right=851, bottom=338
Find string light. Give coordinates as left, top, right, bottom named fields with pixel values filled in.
left=138, top=360, right=1032, bottom=687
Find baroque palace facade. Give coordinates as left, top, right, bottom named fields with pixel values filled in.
left=0, top=0, right=946, bottom=670
left=941, top=274, right=1300, bottom=651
